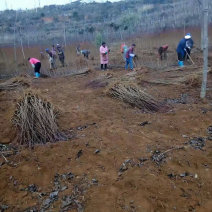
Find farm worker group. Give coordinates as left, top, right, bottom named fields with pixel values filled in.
left=28, top=32, right=195, bottom=78
left=177, top=33, right=194, bottom=67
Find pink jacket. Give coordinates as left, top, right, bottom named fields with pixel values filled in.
left=100, top=45, right=109, bottom=64
left=29, top=58, right=40, bottom=65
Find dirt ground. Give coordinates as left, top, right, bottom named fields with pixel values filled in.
left=1, top=47, right=212, bottom=212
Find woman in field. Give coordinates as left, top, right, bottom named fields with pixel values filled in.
left=28, top=58, right=41, bottom=78
left=46, top=49, right=57, bottom=70
left=99, top=42, right=109, bottom=71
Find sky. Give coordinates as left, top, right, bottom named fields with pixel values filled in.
left=0, top=0, right=120, bottom=11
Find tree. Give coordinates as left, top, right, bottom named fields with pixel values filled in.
left=200, top=0, right=209, bottom=98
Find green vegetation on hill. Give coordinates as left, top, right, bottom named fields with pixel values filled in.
left=0, top=0, right=208, bottom=45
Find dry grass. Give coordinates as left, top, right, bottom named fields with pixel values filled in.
left=12, top=93, right=68, bottom=148
left=86, top=73, right=113, bottom=89
left=0, top=75, right=30, bottom=91
left=108, top=81, right=161, bottom=112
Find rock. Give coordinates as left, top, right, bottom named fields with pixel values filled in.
left=0, top=205, right=9, bottom=211
left=167, top=173, right=175, bottom=178
left=28, top=184, right=38, bottom=193
left=60, top=186, right=68, bottom=191
left=61, top=196, right=74, bottom=208
left=119, top=163, right=128, bottom=172
left=186, top=137, right=205, bottom=150
left=125, top=159, right=131, bottom=164
left=180, top=172, right=189, bottom=178
left=94, top=149, right=100, bottom=154
left=42, top=198, right=52, bottom=209
left=182, top=135, right=188, bottom=138
left=92, top=179, right=98, bottom=185
left=76, top=150, right=83, bottom=159
left=64, top=172, right=74, bottom=180
left=50, top=191, right=58, bottom=201
left=207, top=126, right=212, bottom=134
left=140, top=121, right=150, bottom=127
left=194, top=174, right=198, bottom=179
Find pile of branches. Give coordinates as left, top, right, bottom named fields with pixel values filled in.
left=141, top=73, right=203, bottom=87
left=86, top=73, right=113, bottom=89
left=108, top=82, right=161, bottom=112
left=0, top=76, right=30, bottom=91
left=13, top=93, right=68, bottom=148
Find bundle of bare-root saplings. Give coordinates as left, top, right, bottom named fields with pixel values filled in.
left=13, top=93, right=68, bottom=149
left=108, top=82, right=161, bottom=113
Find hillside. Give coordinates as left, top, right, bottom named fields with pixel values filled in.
left=0, top=0, right=209, bottom=46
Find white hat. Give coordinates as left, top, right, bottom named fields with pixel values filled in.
left=185, top=33, right=191, bottom=39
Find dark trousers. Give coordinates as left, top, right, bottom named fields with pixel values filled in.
left=184, top=48, right=191, bottom=60
left=178, top=53, right=183, bottom=61
left=59, top=57, right=65, bottom=66
left=35, top=62, right=41, bottom=73
left=101, top=64, right=107, bottom=70
left=158, top=47, right=167, bottom=60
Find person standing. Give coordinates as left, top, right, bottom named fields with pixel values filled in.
left=121, top=43, right=128, bottom=61
left=56, top=44, right=65, bottom=67
left=184, top=33, right=194, bottom=61
left=28, top=58, right=41, bottom=78
left=125, top=44, right=136, bottom=70
left=46, top=49, right=57, bottom=70
left=100, top=42, right=109, bottom=71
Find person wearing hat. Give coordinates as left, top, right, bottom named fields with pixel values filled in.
left=46, top=48, right=57, bottom=70
left=28, top=58, right=41, bottom=78
left=99, top=42, right=109, bottom=71
left=176, top=34, right=193, bottom=67
left=184, top=33, right=194, bottom=61
left=125, top=44, right=136, bottom=70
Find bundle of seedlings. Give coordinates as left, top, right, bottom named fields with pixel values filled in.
left=108, top=82, right=161, bottom=112
left=142, top=73, right=201, bottom=87
left=13, top=93, right=67, bottom=148
left=0, top=76, right=30, bottom=91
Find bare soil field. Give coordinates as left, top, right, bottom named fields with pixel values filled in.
left=1, top=30, right=212, bottom=212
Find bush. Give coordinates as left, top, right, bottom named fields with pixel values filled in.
left=95, top=33, right=104, bottom=47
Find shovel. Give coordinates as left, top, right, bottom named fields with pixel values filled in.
left=185, top=49, right=195, bottom=65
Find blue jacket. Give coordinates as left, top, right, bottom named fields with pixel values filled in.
left=177, top=38, right=187, bottom=57
left=186, top=38, right=194, bottom=49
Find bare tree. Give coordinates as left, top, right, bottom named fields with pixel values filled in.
left=13, top=11, right=18, bottom=73
left=197, top=0, right=204, bottom=50
left=200, top=0, right=209, bottom=98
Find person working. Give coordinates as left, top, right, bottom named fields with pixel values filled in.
left=158, top=45, right=169, bottom=60
left=176, top=34, right=192, bottom=67
left=184, top=33, right=194, bottom=61
left=28, top=58, right=41, bottom=78
left=125, top=44, right=136, bottom=70
left=56, top=44, right=65, bottom=67
left=46, top=49, right=57, bottom=70
left=121, top=43, right=128, bottom=61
